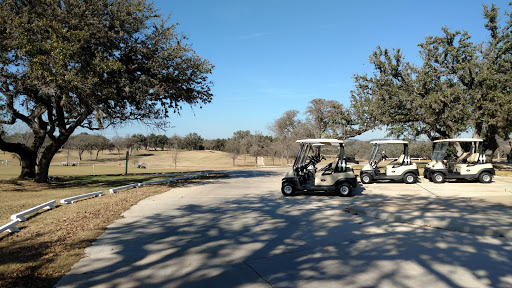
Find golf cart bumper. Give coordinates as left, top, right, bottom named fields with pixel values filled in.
left=282, top=177, right=301, bottom=189
left=342, top=176, right=358, bottom=189
left=423, top=167, right=430, bottom=178
left=483, top=167, right=496, bottom=175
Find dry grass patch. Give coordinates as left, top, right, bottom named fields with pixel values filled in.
left=495, top=163, right=512, bottom=177
left=0, top=150, right=265, bottom=180
left=0, top=173, right=226, bottom=288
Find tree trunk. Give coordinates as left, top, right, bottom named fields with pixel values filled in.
left=35, top=144, right=62, bottom=183
left=1, top=141, right=36, bottom=179
left=35, top=154, right=52, bottom=183
left=484, top=125, right=499, bottom=156
left=1, top=131, right=45, bottom=180
left=34, top=131, right=75, bottom=183
left=19, top=156, right=37, bottom=179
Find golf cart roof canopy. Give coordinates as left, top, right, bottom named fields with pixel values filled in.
left=434, top=138, right=483, bottom=143
left=370, top=139, right=408, bottom=144
left=296, top=139, right=344, bottom=145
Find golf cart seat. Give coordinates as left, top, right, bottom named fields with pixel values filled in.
left=467, top=153, right=479, bottom=163
left=391, top=154, right=405, bottom=168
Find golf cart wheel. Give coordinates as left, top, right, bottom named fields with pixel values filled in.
left=281, top=182, right=296, bottom=196
left=478, top=172, right=492, bottom=184
left=360, top=173, right=372, bottom=184
left=403, top=173, right=417, bottom=184
left=432, top=172, right=445, bottom=184
left=337, top=183, right=352, bottom=197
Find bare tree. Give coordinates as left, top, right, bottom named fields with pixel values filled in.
left=168, top=136, right=181, bottom=169
left=248, top=132, right=269, bottom=167
left=91, top=135, right=112, bottom=160
left=169, top=148, right=181, bottom=169
left=67, top=133, right=92, bottom=161
left=111, top=136, right=126, bottom=157
left=225, top=139, right=242, bottom=167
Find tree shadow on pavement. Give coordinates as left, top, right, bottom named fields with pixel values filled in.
left=223, top=169, right=287, bottom=179
left=56, top=186, right=512, bottom=288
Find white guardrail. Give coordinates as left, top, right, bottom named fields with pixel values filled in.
left=109, top=183, right=139, bottom=193
left=2, top=173, right=210, bottom=234
left=0, top=220, right=20, bottom=233
left=60, top=191, right=103, bottom=204
left=11, top=200, right=56, bottom=221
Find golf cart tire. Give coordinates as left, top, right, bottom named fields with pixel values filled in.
left=403, top=172, right=417, bottom=184
left=360, top=173, right=372, bottom=184
left=337, top=183, right=352, bottom=197
left=281, top=182, right=296, bottom=196
left=432, top=172, right=445, bottom=184
left=478, top=172, right=492, bottom=184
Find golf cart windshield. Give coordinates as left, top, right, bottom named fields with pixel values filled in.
left=368, top=140, right=408, bottom=163
left=293, top=139, right=345, bottom=172
left=369, top=144, right=379, bottom=162
left=432, top=142, right=448, bottom=161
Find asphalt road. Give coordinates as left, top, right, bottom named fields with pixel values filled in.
left=57, top=168, right=512, bottom=288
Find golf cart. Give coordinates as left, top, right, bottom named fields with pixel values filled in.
left=425, top=138, right=495, bottom=183
left=360, top=140, right=419, bottom=184
left=281, top=139, right=358, bottom=197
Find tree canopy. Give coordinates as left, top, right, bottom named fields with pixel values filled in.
left=350, top=3, right=512, bottom=152
left=0, top=0, right=214, bottom=182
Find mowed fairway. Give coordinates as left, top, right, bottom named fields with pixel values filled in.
left=0, top=149, right=275, bottom=179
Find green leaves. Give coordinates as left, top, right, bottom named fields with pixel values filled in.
left=351, top=3, right=512, bottom=149
left=0, top=0, right=214, bottom=181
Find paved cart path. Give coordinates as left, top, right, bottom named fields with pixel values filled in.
left=57, top=168, right=512, bottom=288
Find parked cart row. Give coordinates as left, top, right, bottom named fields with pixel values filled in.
left=281, top=138, right=495, bottom=197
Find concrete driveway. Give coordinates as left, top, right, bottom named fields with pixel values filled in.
left=57, top=168, right=512, bottom=288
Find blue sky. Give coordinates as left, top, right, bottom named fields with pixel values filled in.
left=104, top=0, right=509, bottom=140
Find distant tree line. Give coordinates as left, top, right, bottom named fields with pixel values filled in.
left=4, top=126, right=512, bottom=168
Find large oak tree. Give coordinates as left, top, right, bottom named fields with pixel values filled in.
left=0, top=0, right=214, bottom=182
left=351, top=4, right=512, bottom=153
